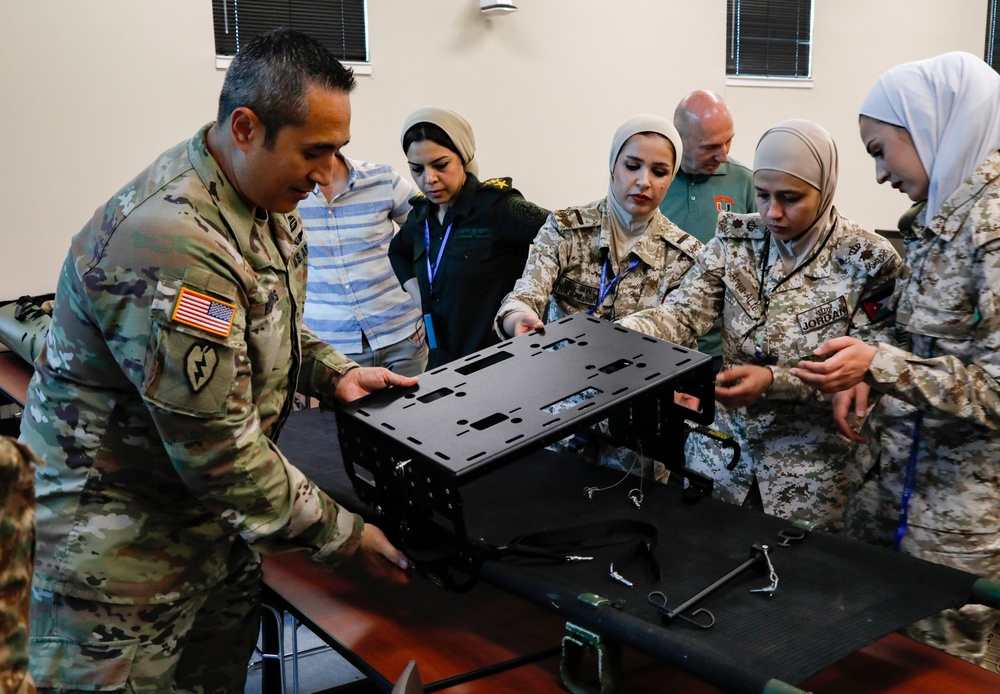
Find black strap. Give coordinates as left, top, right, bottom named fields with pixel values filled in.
left=495, top=519, right=661, bottom=582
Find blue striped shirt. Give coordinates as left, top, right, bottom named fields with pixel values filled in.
left=300, top=158, right=421, bottom=352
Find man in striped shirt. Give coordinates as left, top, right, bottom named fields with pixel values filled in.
left=300, top=155, right=427, bottom=376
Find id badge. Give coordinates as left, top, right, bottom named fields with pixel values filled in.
left=423, top=313, right=438, bottom=350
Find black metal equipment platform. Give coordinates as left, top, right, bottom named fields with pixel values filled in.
left=335, top=314, right=716, bottom=555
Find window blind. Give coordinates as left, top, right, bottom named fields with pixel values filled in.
left=212, top=0, right=367, bottom=62
left=727, top=0, right=813, bottom=78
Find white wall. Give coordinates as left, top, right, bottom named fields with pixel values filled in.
left=0, top=0, right=988, bottom=296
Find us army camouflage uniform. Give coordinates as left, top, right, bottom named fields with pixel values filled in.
left=20, top=124, right=364, bottom=690
left=0, top=437, right=37, bottom=694
left=621, top=211, right=900, bottom=531
left=847, top=153, right=1000, bottom=666
left=496, top=198, right=702, bottom=474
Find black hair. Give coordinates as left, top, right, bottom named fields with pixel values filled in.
left=218, top=28, right=356, bottom=149
left=402, top=122, right=463, bottom=163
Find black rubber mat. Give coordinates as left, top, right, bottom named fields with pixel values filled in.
left=278, top=407, right=978, bottom=694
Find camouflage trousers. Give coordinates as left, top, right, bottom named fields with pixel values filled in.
left=29, top=552, right=262, bottom=693
left=847, top=479, right=1000, bottom=670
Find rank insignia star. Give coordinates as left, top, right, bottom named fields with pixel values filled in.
left=483, top=178, right=510, bottom=189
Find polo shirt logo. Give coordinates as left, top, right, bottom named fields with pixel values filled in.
left=714, top=195, right=736, bottom=213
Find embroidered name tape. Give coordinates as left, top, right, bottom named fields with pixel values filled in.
left=172, top=287, right=236, bottom=337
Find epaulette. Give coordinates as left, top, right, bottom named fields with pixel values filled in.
left=553, top=205, right=603, bottom=230
left=657, top=217, right=703, bottom=258
left=970, top=191, right=1000, bottom=248
left=716, top=212, right=766, bottom=239
left=833, top=220, right=898, bottom=275
left=480, top=177, right=513, bottom=191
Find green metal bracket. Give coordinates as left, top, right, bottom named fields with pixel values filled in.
left=972, top=578, right=1000, bottom=609
left=560, top=621, right=622, bottom=694
left=762, top=678, right=809, bottom=694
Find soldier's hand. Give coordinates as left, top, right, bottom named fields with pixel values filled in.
left=504, top=310, right=544, bottom=337
left=715, top=364, right=773, bottom=408
left=356, top=524, right=411, bottom=586
left=832, top=384, right=871, bottom=443
left=334, top=367, right=418, bottom=403
left=790, top=337, right=877, bottom=393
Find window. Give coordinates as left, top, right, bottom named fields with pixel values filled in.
left=212, top=0, right=368, bottom=67
left=987, top=0, right=999, bottom=72
left=726, top=0, right=813, bottom=79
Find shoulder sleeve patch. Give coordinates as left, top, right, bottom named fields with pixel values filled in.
left=172, top=287, right=236, bottom=337
left=506, top=196, right=550, bottom=225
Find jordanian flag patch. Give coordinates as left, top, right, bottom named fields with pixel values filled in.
left=172, top=287, right=236, bottom=337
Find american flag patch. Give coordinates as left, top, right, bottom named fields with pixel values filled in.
left=172, top=287, right=236, bottom=337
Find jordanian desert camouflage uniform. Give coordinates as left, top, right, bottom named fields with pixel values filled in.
left=495, top=198, right=702, bottom=474
left=0, top=437, right=37, bottom=694
left=19, top=124, right=364, bottom=690
left=847, top=153, right=1000, bottom=665
left=496, top=198, right=702, bottom=331
left=621, top=211, right=900, bottom=531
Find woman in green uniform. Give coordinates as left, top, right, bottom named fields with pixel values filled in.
left=389, top=107, right=548, bottom=369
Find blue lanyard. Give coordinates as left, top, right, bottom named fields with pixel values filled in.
left=588, top=256, right=640, bottom=315
left=893, top=341, right=934, bottom=551
left=424, top=221, right=453, bottom=297
left=893, top=412, right=923, bottom=551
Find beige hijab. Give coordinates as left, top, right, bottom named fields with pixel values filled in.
left=606, top=114, right=683, bottom=262
left=753, top=119, right=838, bottom=274
left=400, top=107, right=479, bottom=176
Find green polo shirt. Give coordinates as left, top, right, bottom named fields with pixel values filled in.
left=659, top=159, right=756, bottom=361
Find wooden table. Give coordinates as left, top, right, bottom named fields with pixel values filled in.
left=262, top=552, right=1000, bottom=693
left=0, top=351, right=31, bottom=406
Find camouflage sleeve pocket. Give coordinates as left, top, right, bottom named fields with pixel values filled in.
left=142, top=275, right=246, bottom=417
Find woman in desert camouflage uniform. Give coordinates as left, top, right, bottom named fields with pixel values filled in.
left=621, top=120, right=900, bottom=532
left=793, top=52, right=1000, bottom=668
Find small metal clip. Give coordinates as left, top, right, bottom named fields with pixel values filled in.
left=609, top=563, right=633, bottom=587
left=751, top=544, right=779, bottom=597
left=628, top=489, right=643, bottom=509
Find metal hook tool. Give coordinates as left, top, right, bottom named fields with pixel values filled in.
left=647, top=544, right=769, bottom=629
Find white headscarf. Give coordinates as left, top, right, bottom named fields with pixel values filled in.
left=860, top=51, right=1000, bottom=221
left=606, top=114, right=682, bottom=261
left=753, top=119, right=839, bottom=274
left=401, top=107, right=479, bottom=176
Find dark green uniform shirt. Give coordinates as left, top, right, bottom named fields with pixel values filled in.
left=389, top=174, right=547, bottom=368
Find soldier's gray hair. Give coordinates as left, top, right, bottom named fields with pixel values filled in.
left=218, top=28, right=356, bottom=149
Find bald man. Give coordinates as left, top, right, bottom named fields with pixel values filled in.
left=660, top=90, right=755, bottom=369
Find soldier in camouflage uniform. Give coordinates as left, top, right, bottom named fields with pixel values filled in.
left=496, top=115, right=699, bottom=335
left=0, top=437, right=37, bottom=694
left=795, top=53, right=1000, bottom=667
left=19, top=30, right=414, bottom=691
left=495, top=115, right=699, bottom=475
left=621, top=121, right=900, bottom=532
